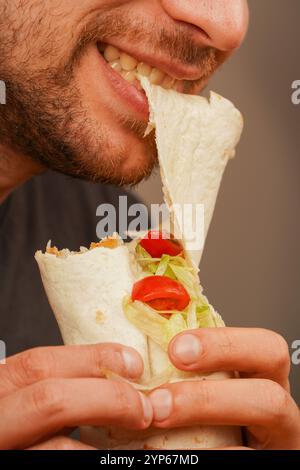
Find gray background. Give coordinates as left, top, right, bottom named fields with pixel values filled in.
left=136, top=0, right=300, bottom=404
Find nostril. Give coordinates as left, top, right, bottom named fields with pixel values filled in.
left=176, top=19, right=211, bottom=42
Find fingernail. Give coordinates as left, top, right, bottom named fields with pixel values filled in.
left=172, top=334, right=203, bottom=365
left=149, top=389, right=173, bottom=422
left=139, top=392, right=153, bottom=425
left=121, top=350, right=139, bottom=377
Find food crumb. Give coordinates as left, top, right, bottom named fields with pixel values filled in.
left=90, top=238, right=120, bottom=249
left=46, top=246, right=59, bottom=255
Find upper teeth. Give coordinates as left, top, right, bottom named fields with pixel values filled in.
left=102, top=44, right=179, bottom=90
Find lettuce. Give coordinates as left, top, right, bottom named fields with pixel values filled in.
left=186, top=301, right=198, bottom=329
left=135, top=244, right=160, bottom=274
left=123, top=297, right=187, bottom=350
left=155, top=255, right=177, bottom=279
left=168, top=263, right=200, bottom=299
left=155, top=255, right=171, bottom=276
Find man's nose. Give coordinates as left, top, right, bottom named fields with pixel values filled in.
left=161, top=0, right=249, bottom=51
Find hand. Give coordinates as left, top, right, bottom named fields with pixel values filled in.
left=149, top=328, right=300, bottom=450
left=0, top=343, right=152, bottom=449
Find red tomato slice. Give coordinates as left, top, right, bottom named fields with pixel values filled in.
left=140, top=230, right=183, bottom=258
left=132, top=275, right=190, bottom=312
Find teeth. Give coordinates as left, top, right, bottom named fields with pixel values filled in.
left=162, top=76, right=175, bottom=90
left=121, top=70, right=136, bottom=82
left=137, top=62, right=152, bottom=77
left=120, top=52, right=138, bottom=71
left=104, top=45, right=120, bottom=62
left=109, top=60, right=122, bottom=73
left=149, top=68, right=165, bottom=85
left=101, top=44, right=181, bottom=91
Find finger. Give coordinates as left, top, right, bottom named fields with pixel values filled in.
left=0, top=343, right=143, bottom=397
left=169, top=328, right=290, bottom=389
left=0, top=378, right=153, bottom=449
left=31, top=425, right=76, bottom=444
left=149, top=379, right=300, bottom=439
left=28, top=436, right=96, bottom=450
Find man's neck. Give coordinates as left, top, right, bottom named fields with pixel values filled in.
left=0, top=144, right=44, bottom=203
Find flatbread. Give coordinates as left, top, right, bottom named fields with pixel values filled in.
left=141, top=79, right=243, bottom=268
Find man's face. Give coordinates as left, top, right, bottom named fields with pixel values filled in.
left=0, top=0, right=248, bottom=185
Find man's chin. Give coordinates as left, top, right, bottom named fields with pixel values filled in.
left=118, top=159, right=159, bottom=187
left=57, top=162, right=157, bottom=187
left=87, top=154, right=158, bottom=187
left=48, top=137, right=158, bottom=187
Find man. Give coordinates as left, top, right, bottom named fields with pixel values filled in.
left=0, top=0, right=299, bottom=450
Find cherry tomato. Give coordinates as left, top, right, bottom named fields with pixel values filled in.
left=139, top=230, right=183, bottom=258
left=132, top=275, right=190, bottom=312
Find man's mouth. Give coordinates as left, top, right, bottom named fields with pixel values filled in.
left=95, top=42, right=204, bottom=120
left=98, top=43, right=181, bottom=92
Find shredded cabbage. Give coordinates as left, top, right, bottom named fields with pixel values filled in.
left=168, top=263, right=200, bottom=299
left=155, top=255, right=171, bottom=276
left=123, top=297, right=187, bottom=350
left=186, top=301, right=198, bottom=329
left=135, top=244, right=160, bottom=274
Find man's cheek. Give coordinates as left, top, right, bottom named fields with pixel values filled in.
left=2, top=1, right=77, bottom=71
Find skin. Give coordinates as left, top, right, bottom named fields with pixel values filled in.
left=0, top=343, right=152, bottom=449
left=152, top=328, right=300, bottom=450
left=0, top=0, right=298, bottom=450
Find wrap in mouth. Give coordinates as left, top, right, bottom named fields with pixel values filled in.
left=35, top=79, right=243, bottom=449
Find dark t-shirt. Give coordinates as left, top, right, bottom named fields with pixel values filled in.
left=0, top=171, right=142, bottom=357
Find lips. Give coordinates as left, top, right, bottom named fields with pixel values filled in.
left=95, top=42, right=205, bottom=121
left=99, top=43, right=181, bottom=92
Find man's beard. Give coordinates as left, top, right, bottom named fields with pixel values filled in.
left=0, top=8, right=220, bottom=186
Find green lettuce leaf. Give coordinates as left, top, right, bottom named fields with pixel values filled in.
left=135, top=244, right=160, bottom=274
left=123, top=296, right=187, bottom=350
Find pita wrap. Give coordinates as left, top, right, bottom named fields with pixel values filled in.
left=35, top=81, right=243, bottom=449
left=141, top=78, right=243, bottom=268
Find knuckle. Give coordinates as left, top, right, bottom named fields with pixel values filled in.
left=216, top=329, right=238, bottom=358
left=261, top=379, right=290, bottom=424
left=31, top=379, right=66, bottom=418
left=195, top=380, right=213, bottom=409
left=14, top=348, right=51, bottom=385
left=175, top=380, right=213, bottom=411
